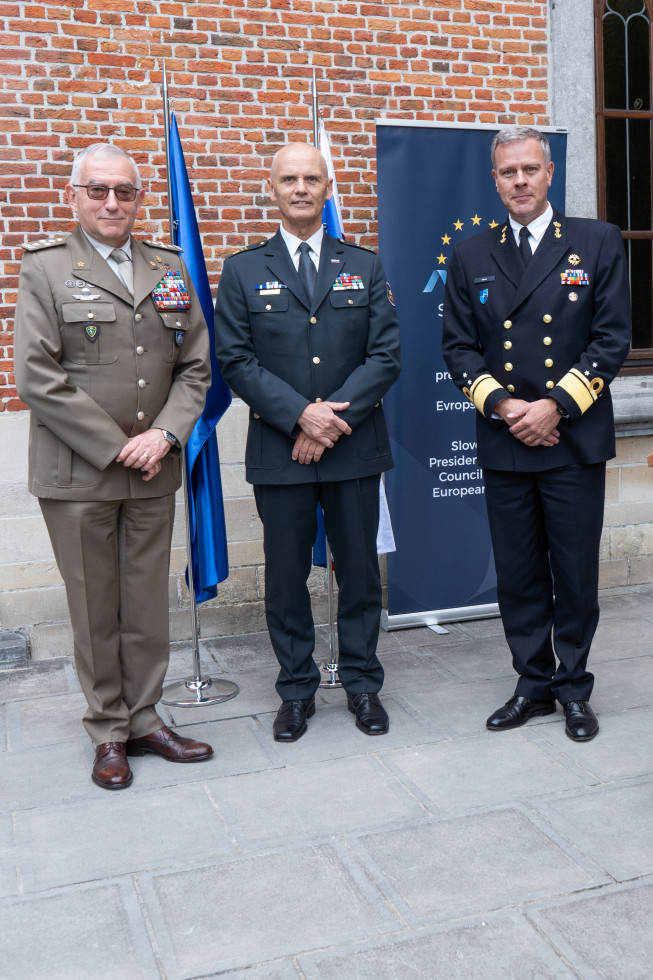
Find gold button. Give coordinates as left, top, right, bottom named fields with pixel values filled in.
left=253, top=413, right=260, bottom=419
left=546, top=380, right=554, bottom=389
left=315, top=397, right=323, bottom=403
left=175, top=320, right=182, bottom=327
left=543, top=314, right=552, bottom=324
left=134, top=313, right=143, bottom=323
left=543, top=337, right=552, bottom=345
left=310, top=316, right=317, bottom=324
left=374, top=402, right=380, bottom=408
left=504, top=363, right=513, bottom=372
left=348, top=299, right=353, bottom=305
left=138, top=379, right=146, bottom=388
left=136, top=346, right=144, bottom=355
left=266, top=304, right=272, bottom=311
left=87, top=312, right=94, bottom=319
left=313, top=356, right=320, bottom=364
left=137, top=411, right=145, bottom=420
left=503, top=320, right=512, bottom=329
left=507, top=384, right=515, bottom=393
left=504, top=340, right=512, bottom=350
left=544, top=358, right=553, bottom=367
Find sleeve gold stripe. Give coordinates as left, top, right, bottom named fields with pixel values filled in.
left=469, top=374, right=503, bottom=416
left=556, top=368, right=596, bottom=414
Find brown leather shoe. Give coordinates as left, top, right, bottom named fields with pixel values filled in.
left=92, top=742, right=133, bottom=790
left=126, top=725, right=214, bottom=763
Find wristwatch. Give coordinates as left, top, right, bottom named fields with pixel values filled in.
left=554, top=400, right=570, bottom=419
left=159, top=429, right=179, bottom=446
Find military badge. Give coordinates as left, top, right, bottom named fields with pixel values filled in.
left=332, top=274, right=364, bottom=291
left=255, top=281, right=287, bottom=295
left=568, top=292, right=579, bottom=302
left=175, top=330, right=184, bottom=347
left=561, top=270, right=589, bottom=286
left=568, top=253, right=581, bottom=266
left=386, top=282, right=395, bottom=306
left=85, top=323, right=98, bottom=341
left=479, top=288, right=488, bottom=305
left=152, top=271, right=191, bottom=310
left=553, top=221, right=562, bottom=239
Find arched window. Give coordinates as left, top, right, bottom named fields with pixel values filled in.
left=596, top=0, right=653, bottom=372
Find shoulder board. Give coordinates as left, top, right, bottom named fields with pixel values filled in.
left=229, top=240, right=267, bottom=257
left=338, top=238, right=376, bottom=253
left=22, top=235, right=68, bottom=252
left=142, top=240, right=183, bottom=252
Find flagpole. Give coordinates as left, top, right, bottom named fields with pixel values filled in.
left=312, top=71, right=342, bottom=690
left=160, top=61, right=238, bottom=707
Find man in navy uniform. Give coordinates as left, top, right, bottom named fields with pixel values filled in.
left=442, top=127, right=630, bottom=741
left=215, top=141, right=400, bottom=742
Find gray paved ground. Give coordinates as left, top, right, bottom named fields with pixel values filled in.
left=1, top=584, right=653, bottom=979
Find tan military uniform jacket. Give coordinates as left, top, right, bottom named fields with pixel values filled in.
left=14, top=226, right=211, bottom=500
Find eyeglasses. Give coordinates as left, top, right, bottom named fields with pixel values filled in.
left=73, top=183, right=140, bottom=202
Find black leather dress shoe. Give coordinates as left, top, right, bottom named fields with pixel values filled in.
left=273, top=698, right=315, bottom=742
left=563, top=701, right=599, bottom=741
left=486, top=695, right=556, bottom=731
left=347, top=692, right=389, bottom=735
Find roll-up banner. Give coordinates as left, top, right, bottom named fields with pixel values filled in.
left=376, top=122, right=567, bottom=629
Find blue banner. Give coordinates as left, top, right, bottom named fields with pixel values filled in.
left=169, top=113, right=231, bottom=602
left=376, top=123, right=567, bottom=624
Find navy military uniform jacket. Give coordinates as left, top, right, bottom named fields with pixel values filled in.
left=214, top=230, right=401, bottom=484
left=442, top=210, right=631, bottom=471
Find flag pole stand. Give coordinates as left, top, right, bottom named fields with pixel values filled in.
left=318, top=539, right=342, bottom=688
left=160, top=60, right=238, bottom=707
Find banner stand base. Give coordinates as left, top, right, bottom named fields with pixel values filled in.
left=382, top=602, right=500, bottom=632
left=162, top=676, right=239, bottom=706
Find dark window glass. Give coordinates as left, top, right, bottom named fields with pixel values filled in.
left=626, top=238, right=652, bottom=348
left=628, top=15, right=650, bottom=109
left=628, top=118, right=652, bottom=229
left=604, top=14, right=627, bottom=108
left=605, top=118, right=629, bottom=225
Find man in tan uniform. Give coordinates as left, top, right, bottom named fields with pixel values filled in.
left=14, top=143, right=213, bottom=789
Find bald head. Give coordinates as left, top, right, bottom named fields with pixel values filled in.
left=267, top=141, right=332, bottom=239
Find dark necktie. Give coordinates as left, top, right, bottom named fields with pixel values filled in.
left=519, top=226, right=532, bottom=268
left=298, top=241, right=317, bottom=300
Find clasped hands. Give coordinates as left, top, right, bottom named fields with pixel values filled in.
left=292, top=401, right=351, bottom=465
left=495, top=397, right=560, bottom=448
left=116, top=428, right=171, bottom=482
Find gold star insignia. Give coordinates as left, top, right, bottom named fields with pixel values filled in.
left=488, top=220, right=498, bottom=228
left=441, top=233, right=451, bottom=245
left=471, top=214, right=481, bottom=225
left=437, top=253, right=447, bottom=266
left=453, top=219, right=464, bottom=231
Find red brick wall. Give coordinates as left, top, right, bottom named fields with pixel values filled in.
left=1, top=0, right=548, bottom=409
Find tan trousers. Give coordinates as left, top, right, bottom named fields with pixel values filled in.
left=40, top=495, right=176, bottom=745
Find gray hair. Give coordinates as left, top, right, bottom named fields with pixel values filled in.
left=70, top=143, right=141, bottom=187
left=491, top=127, right=551, bottom=168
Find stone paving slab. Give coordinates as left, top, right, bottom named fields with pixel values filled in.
left=205, top=755, right=426, bottom=850
left=397, top=675, right=550, bottom=738
left=15, top=782, right=236, bottom=893
left=534, top=704, right=653, bottom=783
left=0, top=812, right=17, bottom=899
left=0, top=740, right=94, bottom=813
left=208, top=964, right=299, bottom=980
left=530, top=879, right=653, bottom=980
left=352, top=807, right=607, bottom=924
left=407, top=633, right=515, bottom=684
left=163, top=665, right=281, bottom=728
left=4, top=692, right=86, bottom=748
left=0, top=703, right=7, bottom=751
left=140, top=843, right=400, bottom=978
left=590, top=614, right=653, bottom=663
left=382, top=732, right=587, bottom=812
left=0, top=880, right=159, bottom=980
left=258, top=697, right=445, bottom=766
left=298, top=910, right=576, bottom=979
left=0, top=658, right=78, bottom=702
left=595, top=586, right=653, bottom=622
left=534, top=778, right=653, bottom=881
left=592, top=657, right=653, bottom=710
